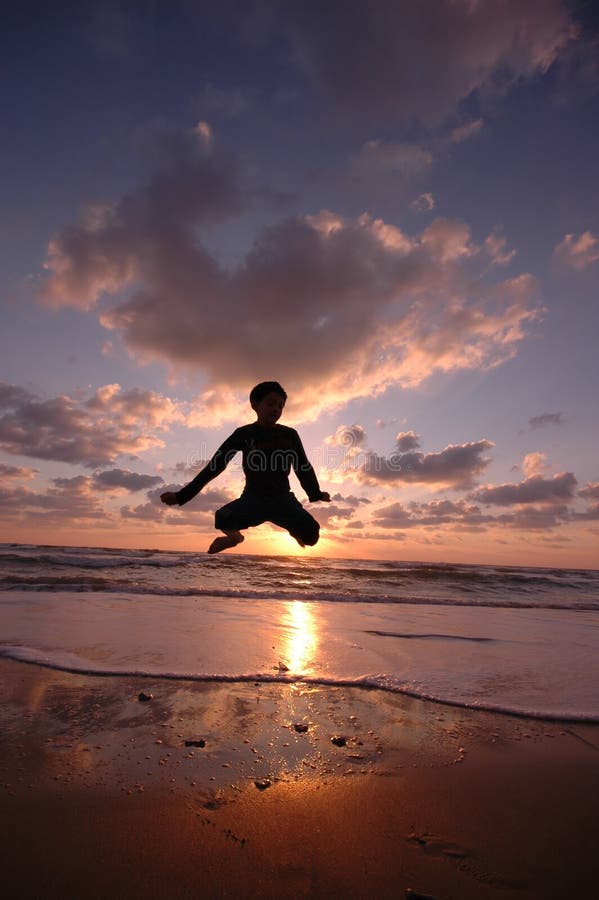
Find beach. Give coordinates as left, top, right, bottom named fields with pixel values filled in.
left=2, top=545, right=598, bottom=897
left=2, top=656, right=598, bottom=899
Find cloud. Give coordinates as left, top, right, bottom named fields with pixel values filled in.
left=372, top=497, right=486, bottom=529
left=309, top=503, right=356, bottom=528
left=0, top=476, right=108, bottom=525
left=554, top=231, right=599, bottom=269
left=451, top=118, right=484, bottom=142
left=395, top=430, right=421, bottom=452
left=119, top=485, right=234, bottom=525
left=574, top=503, right=599, bottom=522
left=85, top=383, right=184, bottom=429
left=357, top=439, right=494, bottom=490
left=529, top=412, right=563, bottom=429
left=39, top=123, right=246, bottom=312
left=92, top=468, right=164, bottom=493
left=325, top=425, right=367, bottom=448
left=375, top=417, right=403, bottom=429
left=522, top=452, right=549, bottom=477
left=0, top=381, right=182, bottom=467
left=579, top=482, right=599, bottom=501
left=330, top=492, right=371, bottom=507
left=273, top=0, right=576, bottom=125
left=574, top=481, right=599, bottom=521
left=371, top=501, right=413, bottom=528
left=484, top=231, right=516, bottom=267
left=495, top=504, right=572, bottom=530
left=471, top=472, right=577, bottom=505
left=0, top=463, right=38, bottom=480
left=365, top=490, right=584, bottom=534
left=410, top=193, right=435, bottom=213
left=39, top=144, right=543, bottom=421
left=185, top=387, right=257, bottom=430
left=0, top=458, right=174, bottom=530
left=348, top=140, right=432, bottom=189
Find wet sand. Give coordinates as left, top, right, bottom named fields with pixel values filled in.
left=1, top=657, right=598, bottom=899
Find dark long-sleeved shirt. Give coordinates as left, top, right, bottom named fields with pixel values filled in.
left=176, top=423, right=323, bottom=505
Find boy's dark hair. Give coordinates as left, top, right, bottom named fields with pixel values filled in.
left=249, top=381, right=287, bottom=405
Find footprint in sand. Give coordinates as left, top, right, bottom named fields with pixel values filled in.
left=407, top=832, right=468, bottom=860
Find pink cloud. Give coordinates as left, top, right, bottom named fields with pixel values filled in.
left=451, top=118, right=484, bottom=143
left=0, top=463, right=38, bottom=480
left=529, top=411, right=563, bottom=429
left=471, top=472, right=577, bottom=505
left=271, top=0, right=576, bottom=125
left=395, top=431, right=421, bottom=452
left=410, top=193, right=435, bottom=213
left=522, top=452, right=549, bottom=477
left=554, top=231, right=599, bottom=270
left=325, top=425, right=367, bottom=448
left=348, top=140, right=432, bottom=192
left=372, top=497, right=487, bottom=529
left=39, top=124, right=245, bottom=311
left=357, top=439, right=494, bottom=490
left=92, top=468, right=164, bottom=493
left=579, top=482, right=599, bottom=500
left=120, top=485, right=234, bottom=527
left=39, top=154, right=542, bottom=420
left=0, top=476, right=108, bottom=525
left=0, top=381, right=182, bottom=466
left=484, top=230, right=516, bottom=267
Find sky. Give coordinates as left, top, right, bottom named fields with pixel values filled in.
left=1, top=0, right=599, bottom=567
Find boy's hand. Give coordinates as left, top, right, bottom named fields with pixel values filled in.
left=160, top=491, right=179, bottom=506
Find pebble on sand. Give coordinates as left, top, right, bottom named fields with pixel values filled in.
left=138, top=692, right=153, bottom=702
left=331, top=736, right=347, bottom=747
left=254, top=779, right=272, bottom=790
left=185, top=739, right=206, bottom=748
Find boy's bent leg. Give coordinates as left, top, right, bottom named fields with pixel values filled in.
left=210, top=495, right=266, bottom=553
left=208, top=531, right=244, bottom=554
left=268, top=493, right=320, bottom=547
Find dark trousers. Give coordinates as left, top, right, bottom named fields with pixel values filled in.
left=215, top=491, right=320, bottom=546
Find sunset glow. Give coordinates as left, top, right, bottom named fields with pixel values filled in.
left=2, top=2, right=598, bottom=568
left=281, top=601, right=319, bottom=676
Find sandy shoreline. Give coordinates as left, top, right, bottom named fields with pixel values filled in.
left=1, top=657, right=598, bottom=899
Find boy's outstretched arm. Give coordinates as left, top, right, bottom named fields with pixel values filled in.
left=292, top=431, right=330, bottom=503
left=160, top=430, right=240, bottom=508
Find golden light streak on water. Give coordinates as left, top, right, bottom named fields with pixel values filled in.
left=281, top=600, right=318, bottom=675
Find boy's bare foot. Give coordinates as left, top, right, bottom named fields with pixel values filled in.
left=207, top=532, right=244, bottom=554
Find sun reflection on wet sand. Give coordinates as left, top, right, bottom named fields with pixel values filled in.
left=281, top=601, right=318, bottom=675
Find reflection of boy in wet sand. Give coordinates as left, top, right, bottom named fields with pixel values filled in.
left=161, top=382, right=330, bottom=554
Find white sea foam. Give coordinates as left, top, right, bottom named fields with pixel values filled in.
left=1, top=586, right=598, bottom=722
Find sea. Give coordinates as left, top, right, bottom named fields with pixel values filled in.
left=0, top=543, right=598, bottom=723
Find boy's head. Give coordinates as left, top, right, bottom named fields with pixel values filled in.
left=249, top=381, right=287, bottom=406
left=250, top=381, right=287, bottom=427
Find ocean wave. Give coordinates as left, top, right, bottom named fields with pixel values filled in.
left=0, top=544, right=194, bottom=565
left=1, top=644, right=596, bottom=724
left=2, top=544, right=598, bottom=612
left=343, top=563, right=596, bottom=593
left=1, top=578, right=598, bottom=610
left=364, top=630, right=500, bottom=643
left=0, top=575, right=134, bottom=590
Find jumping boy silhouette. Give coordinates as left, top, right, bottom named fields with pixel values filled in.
left=161, top=381, right=330, bottom=553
